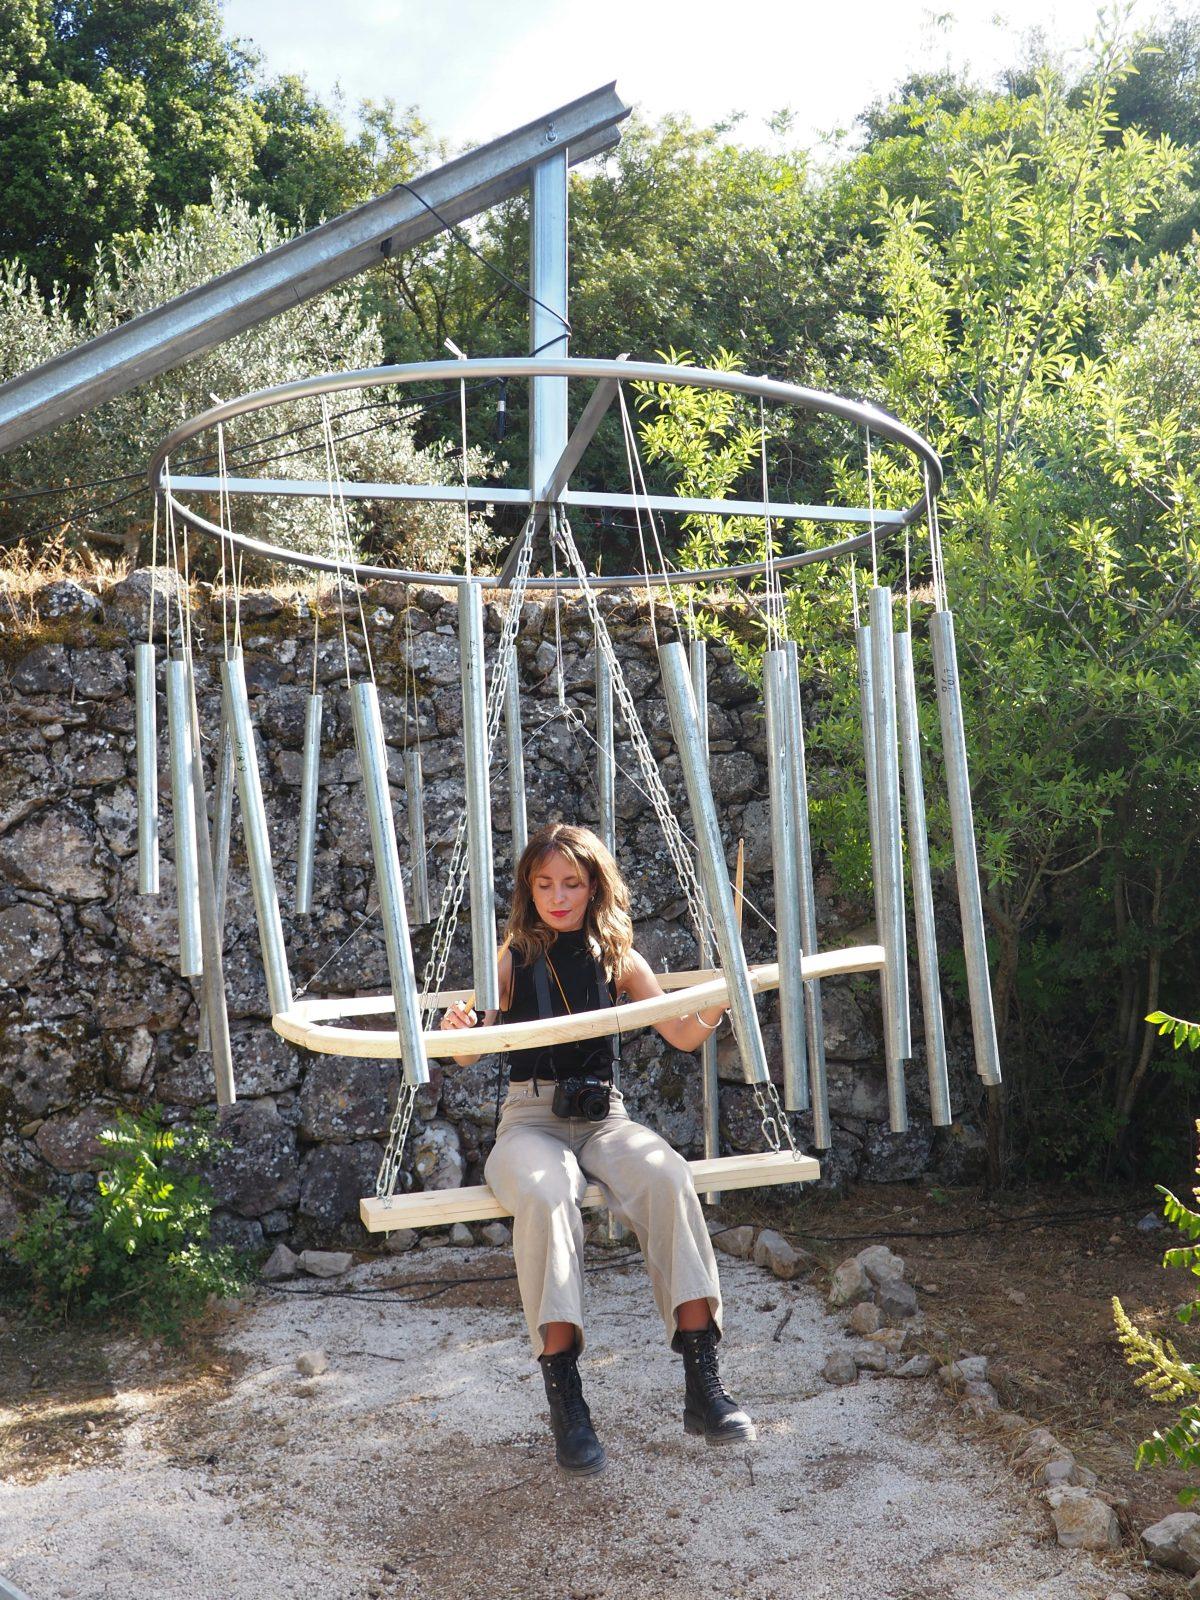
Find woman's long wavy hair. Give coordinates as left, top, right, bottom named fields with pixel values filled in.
left=506, top=823, right=634, bottom=980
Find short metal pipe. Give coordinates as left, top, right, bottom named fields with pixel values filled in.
left=504, top=667, right=528, bottom=866
left=869, top=587, right=911, bottom=1059
left=351, top=682, right=429, bottom=1087
left=894, top=629, right=952, bottom=1125
left=596, top=641, right=616, bottom=857
left=220, top=650, right=293, bottom=1017
left=689, top=638, right=721, bottom=1198
left=167, top=651, right=203, bottom=977
left=784, top=642, right=830, bottom=1144
left=211, top=694, right=235, bottom=932
left=185, top=657, right=234, bottom=1105
left=930, top=610, right=1003, bottom=1087
left=459, top=582, right=499, bottom=1011
left=763, top=651, right=809, bottom=1115
left=404, top=749, right=432, bottom=925
left=856, top=622, right=907, bottom=1132
left=295, top=691, right=323, bottom=915
left=659, top=641, right=770, bottom=1086
left=135, top=642, right=160, bottom=895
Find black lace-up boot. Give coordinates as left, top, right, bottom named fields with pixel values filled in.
left=538, top=1349, right=607, bottom=1475
left=680, top=1326, right=757, bottom=1445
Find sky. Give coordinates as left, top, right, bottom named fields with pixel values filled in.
left=220, top=0, right=1155, bottom=151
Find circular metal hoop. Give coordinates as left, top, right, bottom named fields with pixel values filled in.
left=149, top=357, right=942, bottom=591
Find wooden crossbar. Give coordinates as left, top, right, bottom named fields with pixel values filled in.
left=359, top=1149, right=820, bottom=1231
left=275, top=945, right=886, bottom=1061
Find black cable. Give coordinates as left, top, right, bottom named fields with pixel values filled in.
left=781, top=1199, right=1154, bottom=1247
left=262, top=1246, right=648, bottom=1305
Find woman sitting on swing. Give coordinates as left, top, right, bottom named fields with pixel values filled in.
left=441, top=821, right=754, bottom=1476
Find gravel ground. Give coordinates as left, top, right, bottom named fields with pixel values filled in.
left=1, top=1246, right=1146, bottom=1600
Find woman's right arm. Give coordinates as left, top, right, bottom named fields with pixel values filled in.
left=439, top=948, right=514, bottom=1067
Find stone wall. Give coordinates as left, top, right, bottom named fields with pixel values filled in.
left=0, top=571, right=988, bottom=1250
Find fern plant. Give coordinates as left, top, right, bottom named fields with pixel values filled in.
left=1114, top=1084, right=1200, bottom=1502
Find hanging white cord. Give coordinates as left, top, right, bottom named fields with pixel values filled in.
left=924, top=463, right=946, bottom=612
left=319, top=396, right=368, bottom=690
left=759, top=398, right=780, bottom=650
left=615, top=387, right=660, bottom=649
left=616, top=385, right=685, bottom=644
left=147, top=493, right=160, bottom=649
left=866, top=427, right=879, bottom=587
left=850, top=554, right=861, bottom=629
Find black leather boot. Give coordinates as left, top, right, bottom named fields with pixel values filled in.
left=539, top=1349, right=607, bottom=1475
left=680, top=1326, right=756, bottom=1445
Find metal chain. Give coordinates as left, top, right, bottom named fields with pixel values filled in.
left=376, top=514, right=536, bottom=1199
left=552, top=509, right=716, bottom=950
left=752, top=1080, right=802, bottom=1160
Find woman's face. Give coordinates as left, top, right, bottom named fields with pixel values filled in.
left=529, top=849, right=593, bottom=932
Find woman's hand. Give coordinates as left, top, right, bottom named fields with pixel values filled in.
left=440, top=1000, right=478, bottom=1033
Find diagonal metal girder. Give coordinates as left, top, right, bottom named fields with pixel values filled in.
left=0, top=84, right=629, bottom=457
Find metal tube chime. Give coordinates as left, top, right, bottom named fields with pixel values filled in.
left=689, top=638, right=721, bottom=1198
left=869, top=587, right=911, bottom=1131
left=762, top=650, right=809, bottom=1116
left=783, top=641, right=830, bottom=1145
left=167, top=650, right=203, bottom=978
left=404, top=749, right=432, bottom=925
left=199, top=700, right=235, bottom=1055
left=220, top=650, right=293, bottom=1018
left=135, top=641, right=160, bottom=895
left=185, top=658, right=234, bottom=1106
left=295, top=690, right=323, bottom=915
left=504, top=666, right=528, bottom=867
left=929, top=610, right=1003, bottom=1087
left=659, top=642, right=771, bottom=1086
left=350, top=682, right=429, bottom=1088
left=596, top=642, right=616, bottom=857
left=894, top=629, right=952, bottom=1124
left=459, top=582, right=500, bottom=1011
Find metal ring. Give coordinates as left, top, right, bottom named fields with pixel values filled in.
left=148, top=356, right=942, bottom=590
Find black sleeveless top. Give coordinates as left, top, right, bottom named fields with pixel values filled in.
left=503, top=927, right=620, bottom=1084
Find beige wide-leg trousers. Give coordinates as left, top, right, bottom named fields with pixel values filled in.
left=483, top=1080, right=723, bottom=1358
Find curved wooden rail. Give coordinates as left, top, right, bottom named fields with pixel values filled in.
left=273, top=945, right=885, bottom=1061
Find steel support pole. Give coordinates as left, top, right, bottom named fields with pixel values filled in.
left=135, top=641, right=160, bottom=895
left=220, top=651, right=293, bottom=1018
left=869, top=588, right=911, bottom=1131
left=894, top=629, right=952, bottom=1125
left=185, top=658, right=234, bottom=1106
left=459, top=582, right=499, bottom=1011
left=404, top=749, right=432, bottom=925
left=596, top=642, right=616, bottom=857
left=350, top=682, right=429, bottom=1088
left=504, top=668, right=528, bottom=868
left=783, top=641, right=829, bottom=1142
left=930, top=610, right=1003, bottom=1087
left=529, top=149, right=569, bottom=498
left=763, top=651, right=809, bottom=1115
left=167, top=651, right=203, bottom=977
left=295, top=691, right=323, bottom=915
left=659, top=642, right=770, bottom=1086
left=689, top=638, right=722, bottom=1195
left=199, top=696, right=235, bottom=1056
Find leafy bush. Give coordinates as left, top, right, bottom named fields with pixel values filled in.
left=9, top=1107, right=246, bottom=1339
left=1113, top=1102, right=1200, bottom=1502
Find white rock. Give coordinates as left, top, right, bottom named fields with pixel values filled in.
left=295, top=1348, right=329, bottom=1377
left=850, top=1341, right=891, bottom=1373
left=1016, top=1427, right=1066, bottom=1467
left=1044, top=1487, right=1120, bottom=1551
left=938, top=1355, right=989, bottom=1387
left=298, top=1249, right=353, bottom=1279
left=449, top=1222, right=474, bottom=1247
left=855, top=1244, right=906, bottom=1285
left=480, top=1221, right=512, bottom=1247
left=823, top=1349, right=858, bottom=1385
left=383, top=1228, right=419, bottom=1254
left=895, top=1353, right=938, bottom=1378
left=848, top=1301, right=883, bottom=1335
left=713, top=1224, right=756, bottom=1259
left=753, top=1228, right=802, bottom=1280
left=962, top=1379, right=1000, bottom=1410
left=1142, top=1511, right=1200, bottom=1575
left=260, top=1242, right=299, bottom=1282
left=828, top=1257, right=872, bottom=1308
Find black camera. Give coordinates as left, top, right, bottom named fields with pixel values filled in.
left=552, top=1075, right=612, bottom=1121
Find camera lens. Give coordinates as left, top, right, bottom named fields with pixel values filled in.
left=577, top=1084, right=610, bottom=1121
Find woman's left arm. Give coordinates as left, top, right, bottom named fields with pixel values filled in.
left=619, top=949, right=727, bottom=1053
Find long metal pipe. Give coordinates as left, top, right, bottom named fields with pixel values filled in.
left=856, top=623, right=907, bottom=1131
left=783, top=641, right=830, bottom=1145
left=869, top=587, right=912, bottom=1063
left=185, top=658, right=234, bottom=1105
left=135, top=641, right=160, bottom=895
left=211, top=696, right=235, bottom=931
left=529, top=149, right=569, bottom=497
left=350, top=682, right=429, bottom=1087
left=763, top=651, right=809, bottom=1115
left=930, top=610, right=1003, bottom=1087
left=689, top=638, right=722, bottom=1201
left=659, top=641, right=770, bottom=1087
left=404, top=749, right=432, bottom=925
left=295, top=691, right=323, bottom=915
left=596, top=642, right=616, bottom=857
left=459, top=582, right=499, bottom=1011
left=504, top=668, right=528, bottom=867
left=894, top=629, right=952, bottom=1125
left=220, top=650, right=293, bottom=1017
left=167, top=651, right=203, bottom=977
